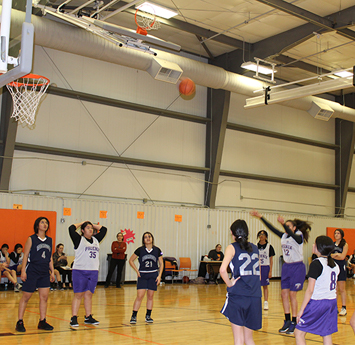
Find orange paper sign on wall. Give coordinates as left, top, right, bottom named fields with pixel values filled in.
left=13, top=204, right=23, bottom=209
left=99, top=210, right=107, bottom=219
left=63, top=208, right=71, bottom=216
left=137, top=212, right=144, bottom=219
left=175, top=215, right=182, bottom=222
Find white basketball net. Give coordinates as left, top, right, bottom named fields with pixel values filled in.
left=136, top=11, right=161, bottom=31
left=6, top=75, right=50, bottom=126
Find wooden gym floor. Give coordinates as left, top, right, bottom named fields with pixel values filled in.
left=1, top=279, right=355, bottom=344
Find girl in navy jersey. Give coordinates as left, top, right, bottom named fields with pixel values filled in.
left=257, top=230, right=275, bottom=310
left=331, top=228, right=348, bottom=316
left=0, top=244, right=21, bottom=291
left=295, top=236, right=340, bottom=344
left=129, top=232, right=163, bottom=324
left=15, top=217, right=55, bottom=332
left=9, top=243, right=24, bottom=274
left=220, top=219, right=261, bottom=345
left=250, top=210, right=311, bottom=335
left=69, top=221, right=107, bottom=328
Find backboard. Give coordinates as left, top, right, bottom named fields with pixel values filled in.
left=0, top=0, right=34, bottom=88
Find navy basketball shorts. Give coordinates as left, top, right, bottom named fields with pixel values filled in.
left=334, top=260, right=346, bottom=281
left=281, top=261, right=306, bottom=291
left=22, top=265, right=50, bottom=293
left=221, top=294, right=262, bottom=330
left=260, top=265, right=270, bottom=286
left=72, top=269, right=98, bottom=294
left=137, top=271, right=158, bottom=291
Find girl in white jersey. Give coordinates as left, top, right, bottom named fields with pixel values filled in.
left=69, top=221, right=107, bottom=329
left=251, top=210, right=311, bottom=335
left=295, top=236, right=340, bottom=344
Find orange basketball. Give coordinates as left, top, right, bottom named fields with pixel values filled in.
left=179, top=78, right=196, bottom=96
left=182, top=276, right=190, bottom=283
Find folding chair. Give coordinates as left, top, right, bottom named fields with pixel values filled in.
left=179, top=257, right=197, bottom=283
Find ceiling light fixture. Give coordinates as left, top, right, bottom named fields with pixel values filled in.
left=241, top=58, right=277, bottom=83
left=333, top=70, right=353, bottom=78
left=135, top=1, right=178, bottom=19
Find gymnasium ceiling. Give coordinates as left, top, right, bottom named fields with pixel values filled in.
left=34, top=0, right=355, bottom=96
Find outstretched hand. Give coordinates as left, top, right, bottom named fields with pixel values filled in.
left=250, top=209, right=262, bottom=218
left=277, top=215, right=285, bottom=225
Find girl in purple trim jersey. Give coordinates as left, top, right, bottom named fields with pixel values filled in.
left=69, top=221, right=107, bottom=329
left=251, top=210, right=311, bottom=335
left=295, top=236, right=339, bottom=345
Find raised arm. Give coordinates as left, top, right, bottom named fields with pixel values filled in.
left=93, top=225, right=107, bottom=243
left=69, top=224, right=82, bottom=249
left=250, top=210, right=284, bottom=238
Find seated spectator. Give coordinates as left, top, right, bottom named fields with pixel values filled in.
left=9, top=244, right=24, bottom=274
left=52, top=243, right=72, bottom=289
left=208, top=244, right=224, bottom=261
left=348, top=250, right=355, bottom=278
left=1, top=244, right=21, bottom=292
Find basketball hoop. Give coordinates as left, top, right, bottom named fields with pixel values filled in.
left=6, top=74, right=50, bottom=126
left=135, top=4, right=161, bottom=36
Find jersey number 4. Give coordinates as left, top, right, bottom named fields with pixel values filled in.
left=239, top=253, right=260, bottom=276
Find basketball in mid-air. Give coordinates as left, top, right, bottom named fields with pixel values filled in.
left=179, top=78, right=196, bottom=96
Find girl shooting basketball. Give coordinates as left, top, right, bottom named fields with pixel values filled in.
left=250, top=210, right=311, bottom=335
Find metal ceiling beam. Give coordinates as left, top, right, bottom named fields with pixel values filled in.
left=47, top=86, right=209, bottom=125
left=334, top=118, right=355, bottom=217
left=205, top=88, right=230, bottom=209
left=0, top=89, right=18, bottom=192
left=273, top=55, right=331, bottom=74
left=196, top=35, right=214, bottom=60
left=256, top=0, right=333, bottom=30
left=14, top=143, right=209, bottom=174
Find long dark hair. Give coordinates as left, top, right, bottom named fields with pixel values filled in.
left=315, top=235, right=335, bottom=268
left=286, top=219, right=312, bottom=243
left=34, top=217, right=50, bottom=234
left=230, top=219, right=252, bottom=253
left=334, top=229, right=346, bottom=248
left=142, top=232, right=154, bottom=246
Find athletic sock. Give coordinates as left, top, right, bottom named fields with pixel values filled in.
left=132, top=310, right=138, bottom=317
left=285, top=313, right=291, bottom=321
left=342, top=306, right=346, bottom=309
left=146, top=309, right=152, bottom=317
left=292, top=316, right=296, bottom=323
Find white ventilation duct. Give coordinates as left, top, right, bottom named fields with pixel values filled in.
left=9, top=9, right=355, bottom=121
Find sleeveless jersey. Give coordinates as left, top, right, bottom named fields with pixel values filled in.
left=311, top=257, right=340, bottom=300
left=73, top=236, right=100, bottom=271
left=9, top=252, right=23, bottom=266
left=333, top=242, right=346, bottom=269
left=258, top=243, right=270, bottom=266
left=227, top=242, right=261, bottom=297
left=281, top=230, right=303, bottom=263
left=134, top=246, right=162, bottom=273
left=0, top=252, right=7, bottom=264
left=27, top=234, right=52, bottom=273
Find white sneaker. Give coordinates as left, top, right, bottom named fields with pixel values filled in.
left=264, top=301, right=269, bottom=310
left=339, top=307, right=347, bottom=316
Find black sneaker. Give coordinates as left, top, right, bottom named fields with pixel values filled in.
left=130, top=315, right=137, bottom=324
left=16, top=320, right=26, bottom=332
left=70, top=316, right=79, bottom=328
left=279, top=320, right=291, bottom=333
left=84, top=314, right=99, bottom=325
left=145, top=315, right=154, bottom=323
left=285, top=321, right=296, bottom=334
left=38, top=318, right=54, bottom=330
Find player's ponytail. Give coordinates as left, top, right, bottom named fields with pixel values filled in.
left=230, top=219, right=252, bottom=253
left=315, top=235, right=336, bottom=268
left=287, top=219, right=312, bottom=243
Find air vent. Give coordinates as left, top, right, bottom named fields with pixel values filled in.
left=307, top=101, right=334, bottom=121
left=147, top=58, right=183, bottom=84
